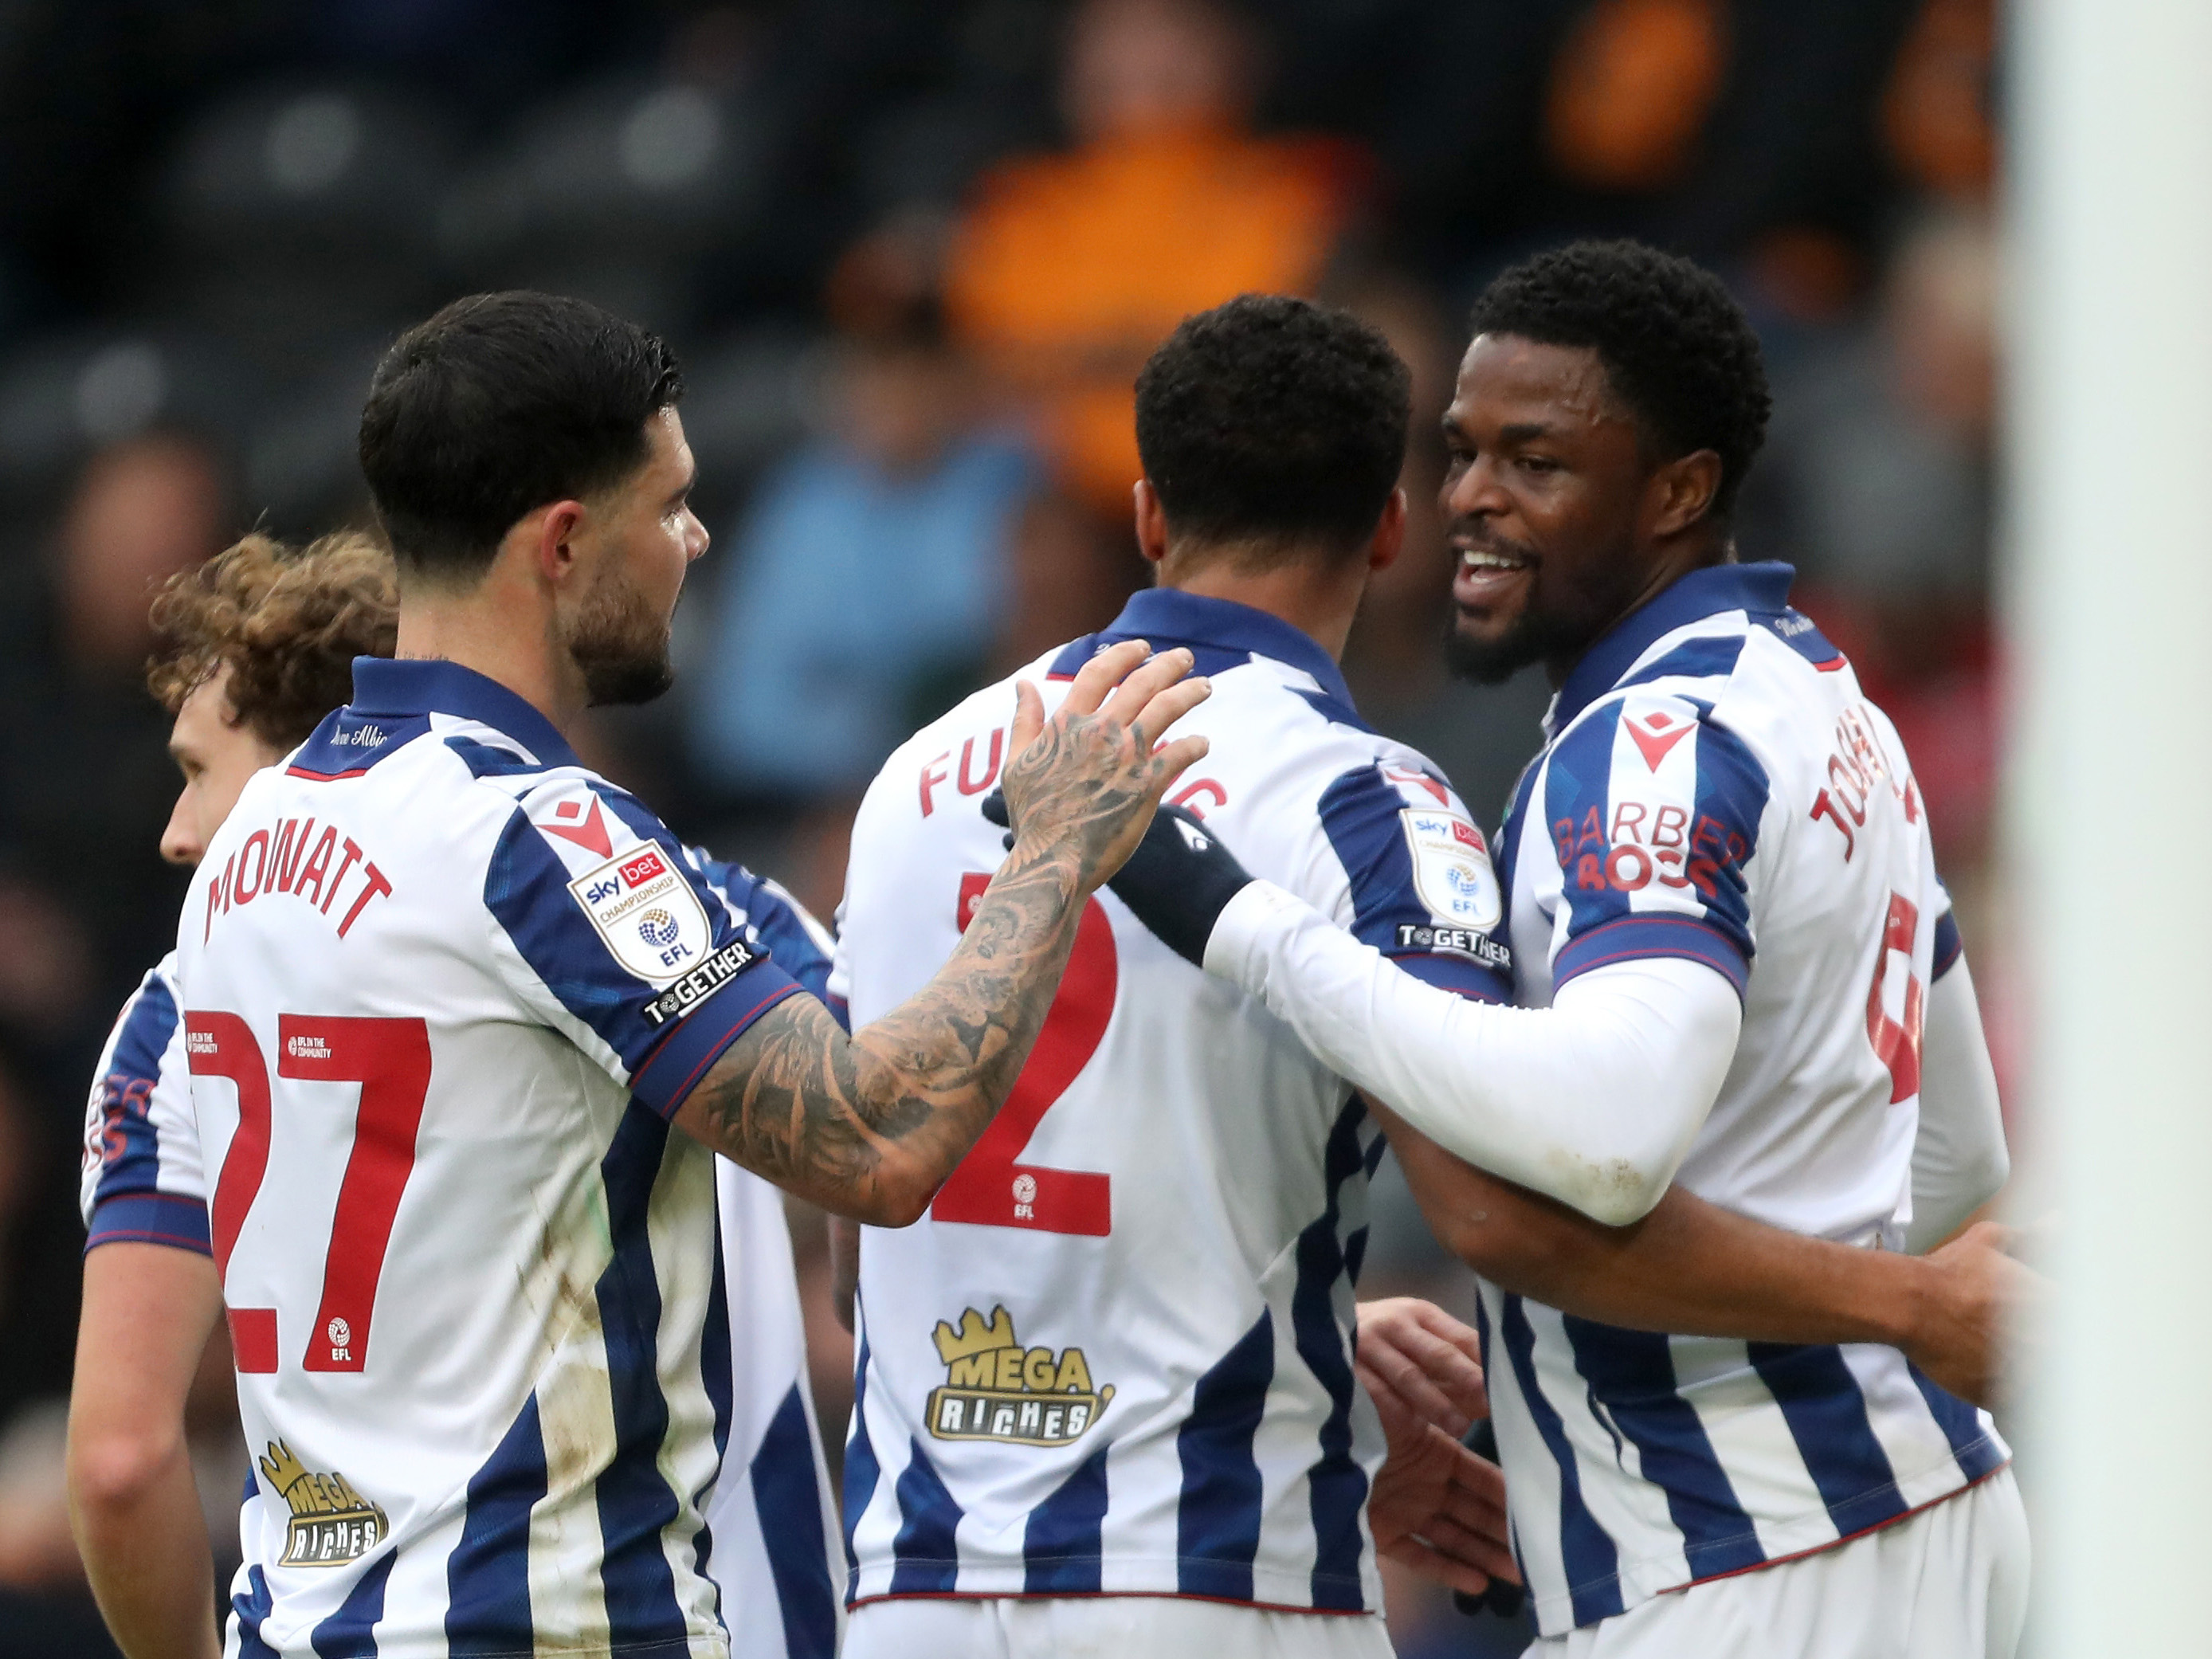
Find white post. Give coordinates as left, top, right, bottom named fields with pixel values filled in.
left=2008, top=0, right=2212, bottom=1649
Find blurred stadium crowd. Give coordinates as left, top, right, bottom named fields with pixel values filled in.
left=0, top=0, right=1999, bottom=1651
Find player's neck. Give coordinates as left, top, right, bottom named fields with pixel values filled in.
left=1157, top=557, right=1366, bottom=663
left=394, top=578, right=586, bottom=733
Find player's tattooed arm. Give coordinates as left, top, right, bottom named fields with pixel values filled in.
left=677, top=641, right=1210, bottom=1226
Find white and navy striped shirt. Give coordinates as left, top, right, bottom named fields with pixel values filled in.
left=831, top=589, right=1512, bottom=1616
left=1477, top=562, right=2006, bottom=1635
left=175, top=658, right=831, bottom=1658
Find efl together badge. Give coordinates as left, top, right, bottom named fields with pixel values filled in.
left=926, top=1305, right=1112, bottom=1448
left=567, top=843, right=715, bottom=983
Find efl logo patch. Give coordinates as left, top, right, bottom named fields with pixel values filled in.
left=1400, top=806, right=1503, bottom=931
left=567, top=842, right=712, bottom=984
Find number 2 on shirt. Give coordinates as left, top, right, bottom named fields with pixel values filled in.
left=929, top=873, right=1114, bottom=1235
left=188, top=1013, right=431, bottom=1374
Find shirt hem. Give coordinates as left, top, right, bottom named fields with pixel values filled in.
left=849, top=1586, right=1379, bottom=1617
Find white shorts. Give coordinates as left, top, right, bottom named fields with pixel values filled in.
left=1524, top=1469, right=2029, bottom=1659
left=844, top=1595, right=1396, bottom=1659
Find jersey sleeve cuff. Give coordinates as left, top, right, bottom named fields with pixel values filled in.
left=84, top=1191, right=212, bottom=1257
left=1553, top=915, right=1750, bottom=1001
left=1383, top=949, right=1512, bottom=1003
left=1932, top=908, right=1963, bottom=980
left=628, top=961, right=807, bottom=1120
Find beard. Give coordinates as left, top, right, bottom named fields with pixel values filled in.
left=1441, top=601, right=1575, bottom=685
left=559, top=561, right=677, bottom=707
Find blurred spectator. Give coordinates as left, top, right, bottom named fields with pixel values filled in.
left=1881, top=0, right=1996, bottom=204
left=944, top=0, right=1365, bottom=516
left=686, top=226, right=1043, bottom=911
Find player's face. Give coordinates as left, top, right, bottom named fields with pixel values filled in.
left=161, top=668, right=284, bottom=867
left=1438, top=334, right=1662, bottom=685
left=558, top=406, right=708, bottom=708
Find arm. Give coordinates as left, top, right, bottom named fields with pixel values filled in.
left=1216, top=885, right=1740, bottom=1225
left=1907, top=954, right=2009, bottom=1253
left=1372, top=1103, right=2021, bottom=1405
left=66, top=1243, right=224, bottom=1659
left=829, top=1214, right=860, bottom=1332
left=674, top=641, right=1208, bottom=1225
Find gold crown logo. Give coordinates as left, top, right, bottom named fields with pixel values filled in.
left=260, top=1440, right=378, bottom=1520
left=932, top=1305, right=1018, bottom=1366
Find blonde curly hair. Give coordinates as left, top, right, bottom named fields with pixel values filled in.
left=146, top=530, right=398, bottom=750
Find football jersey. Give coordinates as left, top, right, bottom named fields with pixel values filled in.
left=1474, top=562, right=2008, bottom=1635
left=79, top=952, right=209, bottom=1256
left=84, top=841, right=845, bottom=1658
left=175, top=658, right=812, bottom=1659
left=831, top=588, right=1512, bottom=1614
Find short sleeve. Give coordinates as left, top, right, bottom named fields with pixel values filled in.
left=1315, top=759, right=1513, bottom=1002
left=1542, top=692, right=1769, bottom=998
left=684, top=848, right=848, bottom=1030
left=483, top=782, right=806, bottom=1120
left=80, top=963, right=212, bottom=1256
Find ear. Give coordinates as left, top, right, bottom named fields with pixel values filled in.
left=1133, top=479, right=1170, bottom=567
left=1648, top=450, right=1723, bottom=539
left=1367, top=488, right=1407, bottom=572
left=525, top=500, right=590, bottom=590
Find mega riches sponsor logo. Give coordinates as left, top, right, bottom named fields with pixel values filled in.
left=925, top=1305, right=1112, bottom=1447
left=259, top=1440, right=388, bottom=1567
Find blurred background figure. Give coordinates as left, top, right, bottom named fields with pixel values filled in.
left=0, top=2, right=2010, bottom=1653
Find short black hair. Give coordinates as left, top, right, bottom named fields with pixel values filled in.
left=359, top=291, right=684, bottom=580
left=1469, top=241, right=1771, bottom=521
left=1135, top=293, right=1410, bottom=561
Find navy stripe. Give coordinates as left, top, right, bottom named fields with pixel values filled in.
left=92, top=971, right=180, bottom=1208
left=593, top=1106, right=687, bottom=1649
left=1288, top=683, right=1377, bottom=732
left=445, top=1394, right=547, bottom=1654
left=445, top=735, right=551, bottom=779
left=752, top=1383, right=840, bottom=1659
left=841, top=1320, right=880, bottom=1603
left=1317, top=763, right=1508, bottom=993
left=1760, top=608, right=1845, bottom=668
left=1022, top=1445, right=1111, bottom=1593
left=1747, top=1343, right=1906, bottom=1535
left=84, top=1190, right=211, bottom=1255
left=1932, top=908, right=1963, bottom=981
left=1175, top=1308, right=1275, bottom=1600
left=1907, top=1362, right=2006, bottom=1484
left=691, top=1220, right=735, bottom=1619
left=1394, top=951, right=1512, bottom=1002
left=1616, top=634, right=1745, bottom=689
left=887, top=1438, right=963, bottom=1594
left=1552, top=915, right=1750, bottom=998
left=1499, top=1295, right=1623, bottom=1626
left=233, top=1564, right=279, bottom=1659
left=1290, top=1099, right=1377, bottom=1610
left=311, top=1551, right=395, bottom=1657
left=1560, top=1319, right=1764, bottom=1580
left=688, top=857, right=837, bottom=1004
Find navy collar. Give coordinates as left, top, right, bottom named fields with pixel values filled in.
left=348, top=657, right=582, bottom=769
left=1102, top=586, right=1355, bottom=708
left=1551, top=560, right=1798, bottom=731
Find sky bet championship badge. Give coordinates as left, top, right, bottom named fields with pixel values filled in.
left=927, top=1305, right=1112, bottom=1447
left=567, top=842, right=714, bottom=983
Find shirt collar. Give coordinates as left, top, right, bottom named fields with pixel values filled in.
left=1101, top=586, right=1355, bottom=708
left=1550, top=560, right=1798, bottom=731
left=348, top=657, right=582, bottom=769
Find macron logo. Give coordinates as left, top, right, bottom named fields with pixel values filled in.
left=1175, top=820, right=1212, bottom=853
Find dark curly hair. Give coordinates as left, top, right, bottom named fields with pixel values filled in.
left=1469, top=241, right=1771, bottom=521
left=147, top=531, right=399, bottom=750
left=1135, top=293, right=1411, bottom=563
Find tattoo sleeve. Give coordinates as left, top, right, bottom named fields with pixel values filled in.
left=674, top=840, right=1087, bottom=1224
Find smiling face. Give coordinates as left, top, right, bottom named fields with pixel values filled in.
left=1439, top=333, right=1721, bottom=685
left=555, top=406, right=708, bottom=707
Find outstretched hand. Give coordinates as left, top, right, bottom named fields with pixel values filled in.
left=998, top=641, right=1210, bottom=894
